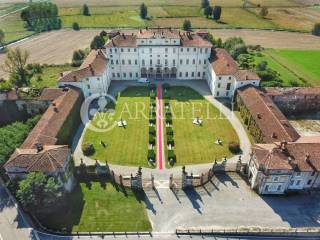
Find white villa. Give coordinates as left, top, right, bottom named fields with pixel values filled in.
left=58, top=28, right=260, bottom=98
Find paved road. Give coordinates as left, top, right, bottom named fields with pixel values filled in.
left=0, top=179, right=36, bottom=240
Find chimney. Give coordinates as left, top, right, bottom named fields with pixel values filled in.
left=271, top=132, right=277, bottom=138
left=139, top=29, right=142, bottom=34
left=257, top=113, right=261, bottom=119
left=73, top=75, right=77, bottom=81
left=280, top=141, right=287, bottom=151
left=122, top=33, right=125, bottom=39
left=246, top=75, right=249, bottom=80
left=227, top=63, right=230, bottom=67
left=36, top=143, right=43, bottom=153
left=60, top=72, right=63, bottom=77
left=89, top=64, right=95, bottom=75
left=54, top=107, right=59, bottom=113
left=305, top=153, right=311, bottom=163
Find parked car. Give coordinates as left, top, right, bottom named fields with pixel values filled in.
left=137, top=78, right=150, bottom=84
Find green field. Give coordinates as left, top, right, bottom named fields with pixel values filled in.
left=38, top=181, right=151, bottom=232
left=167, top=86, right=239, bottom=166
left=30, top=64, right=76, bottom=89
left=254, top=49, right=320, bottom=86
left=83, top=87, right=151, bottom=168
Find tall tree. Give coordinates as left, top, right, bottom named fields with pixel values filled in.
left=183, top=19, right=192, bottom=31
left=0, top=29, right=5, bottom=47
left=2, top=48, right=30, bottom=87
left=260, top=6, right=268, bottom=17
left=140, top=3, right=148, bottom=19
left=204, top=6, right=213, bottom=18
left=212, top=6, right=222, bottom=21
left=312, top=23, right=320, bottom=36
left=17, top=172, right=62, bottom=214
left=82, top=4, right=90, bottom=16
left=201, top=0, right=210, bottom=8
left=90, top=35, right=105, bottom=50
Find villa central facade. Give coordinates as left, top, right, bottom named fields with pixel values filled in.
left=58, top=28, right=260, bottom=98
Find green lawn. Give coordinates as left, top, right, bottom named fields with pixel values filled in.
left=30, top=64, right=76, bottom=89
left=38, top=181, right=151, bottom=232
left=83, top=87, right=151, bottom=167
left=167, top=86, right=239, bottom=166
left=265, top=49, right=320, bottom=86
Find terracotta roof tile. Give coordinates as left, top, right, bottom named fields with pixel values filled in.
left=237, top=86, right=300, bottom=143
left=211, top=48, right=239, bottom=75
left=265, top=87, right=320, bottom=96
left=39, top=88, right=65, bottom=101
left=234, top=69, right=260, bottom=81
left=59, top=50, right=107, bottom=83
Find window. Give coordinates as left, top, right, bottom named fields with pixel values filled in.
left=149, top=40, right=152, bottom=44
left=296, top=172, right=301, bottom=176
left=173, top=59, right=176, bottom=66
left=274, top=177, right=279, bottom=182
left=218, top=83, right=221, bottom=88
left=277, top=185, right=281, bottom=191
left=185, top=72, right=188, bottom=77
left=219, top=77, right=222, bottom=80
left=194, top=48, right=196, bottom=52
left=110, top=49, right=112, bottom=53
left=199, top=60, right=201, bottom=64
left=226, top=83, right=231, bottom=90
left=204, top=59, right=207, bottom=64
left=180, top=59, right=183, bottom=64
left=186, top=59, right=189, bottom=64
left=117, top=73, right=120, bottom=78
left=116, top=60, right=119, bottom=65
left=112, top=73, right=115, bottom=77
left=226, top=91, right=229, bottom=96
left=142, top=60, right=145, bottom=66
left=149, top=48, right=152, bottom=53
left=110, top=55, right=113, bottom=58
left=264, top=185, right=269, bottom=191
left=128, top=59, right=131, bottom=65
left=290, top=180, right=294, bottom=186
left=229, top=76, right=232, bottom=80
left=216, top=91, right=220, bottom=96
left=128, top=48, right=130, bottom=52
left=165, top=59, right=168, bottom=65
left=311, top=171, right=316, bottom=176
left=181, top=48, right=183, bottom=52
left=307, top=179, right=312, bottom=185
left=136, top=72, right=138, bottom=78
left=157, top=59, right=160, bottom=65
left=115, top=48, right=117, bottom=53
left=87, top=85, right=90, bottom=89
left=203, top=72, right=205, bottom=77
left=150, top=59, right=152, bottom=65
left=122, top=59, right=125, bottom=65
left=187, top=48, right=189, bottom=52
left=179, top=72, right=182, bottom=77
left=134, top=48, right=137, bottom=52
left=111, top=60, right=114, bottom=65
left=191, top=72, right=194, bottom=77
left=135, top=59, right=138, bottom=65
left=198, top=72, right=200, bottom=77
left=123, top=73, right=126, bottom=78
left=193, top=59, right=195, bottom=64
left=205, top=48, right=208, bottom=53
left=165, top=48, right=168, bottom=53
left=121, top=48, right=124, bottom=52
left=296, top=180, right=301, bottom=186
left=129, top=72, right=132, bottom=78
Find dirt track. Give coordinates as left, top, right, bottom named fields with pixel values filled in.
left=0, top=28, right=319, bottom=80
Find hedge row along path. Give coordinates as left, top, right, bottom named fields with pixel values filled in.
left=157, top=83, right=165, bottom=170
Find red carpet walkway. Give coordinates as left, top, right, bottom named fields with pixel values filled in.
left=156, top=84, right=165, bottom=170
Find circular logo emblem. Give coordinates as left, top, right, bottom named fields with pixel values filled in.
left=80, top=93, right=117, bottom=132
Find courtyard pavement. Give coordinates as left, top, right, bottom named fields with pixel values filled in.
left=145, top=173, right=320, bottom=233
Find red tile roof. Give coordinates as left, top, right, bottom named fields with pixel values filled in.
left=59, top=50, right=107, bottom=83
left=237, top=86, right=300, bottom=143
left=253, top=138, right=320, bottom=171
left=20, top=87, right=81, bottom=149
left=39, top=88, right=65, bottom=101
left=234, top=69, right=260, bottom=81
left=5, top=145, right=70, bottom=173
left=265, top=87, right=320, bottom=96
left=211, top=48, right=239, bottom=75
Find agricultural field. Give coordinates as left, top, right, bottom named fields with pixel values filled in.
left=255, top=49, right=320, bottom=86
left=167, top=86, right=239, bottom=166
left=38, top=181, right=151, bottom=232
left=83, top=87, right=151, bottom=168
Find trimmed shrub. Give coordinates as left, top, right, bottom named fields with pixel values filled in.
left=229, top=141, right=240, bottom=154
left=164, top=99, right=170, bottom=107
left=168, top=150, right=176, bottom=165
left=149, top=84, right=156, bottom=91
left=150, top=110, right=156, bottom=118
left=166, top=127, right=173, bottom=136
left=72, top=22, right=80, bottom=30
left=149, top=134, right=156, bottom=145
left=150, top=91, right=156, bottom=99
left=162, top=83, right=170, bottom=90
left=166, top=118, right=172, bottom=125
left=149, top=118, right=156, bottom=125
left=150, top=99, right=156, bottom=107
left=149, top=126, right=156, bottom=136
left=148, top=149, right=156, bottom=161
left=82, top=143, right=95, bottom=156
left=165, top=111, right=172, bottom=116
left=167, top=135, right=174, bottom=146
left=163, top=91, right=171, bottom=99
